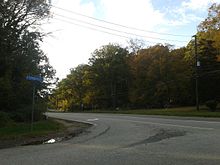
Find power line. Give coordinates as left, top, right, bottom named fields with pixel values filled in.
left=53, top=17, right=130, bottom=39
left=52, top=5, right=191, bottom=37
left=53, top=13, right=188, bottom=43
left=53, top=17, right=170, bottom=45
left=199, top=69, right=220, bottom=76
left=200, top=66, right=220, bottom=71
left=198, top=63, right=220, bottom=70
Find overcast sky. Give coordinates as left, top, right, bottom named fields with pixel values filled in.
left=41, top=0, right=220, bottom=79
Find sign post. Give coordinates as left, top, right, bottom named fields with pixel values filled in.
left=26, top=75, right=43, bottom=131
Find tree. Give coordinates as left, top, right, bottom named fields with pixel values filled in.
left=129, top=44, right=192, bottom=108
left=0, top=0, right=56, bottom=120
left=89, top=44, right=130, bottom=109
left=66, top=65, right=90, bottom=110
left=169, top=48, right=193, bottom=105
left=198, top=3, right=220, bottom=50
left=50, top=64, right=93, bottom=111
left=197, top=39, right=220, bottom=102
left=129, top=45, right=168, bottom=107
left=195, top=3, right=220, bottom=102
left=127, top=38, right=145, bottom=55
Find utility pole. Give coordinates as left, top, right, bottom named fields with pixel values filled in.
left=111, top=82, right=116, bottom=109
left=193, top=35, right=200, bottom=111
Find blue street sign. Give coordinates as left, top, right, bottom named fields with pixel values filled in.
left=26, top=76, right=43, bottom=83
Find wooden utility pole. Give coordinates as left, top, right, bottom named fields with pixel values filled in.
left=193, top=35, right=200, bottom=111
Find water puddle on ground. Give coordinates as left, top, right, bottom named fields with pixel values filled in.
left=44, top=139, right=56, bottom=144
left=22, top=135, right=73, bottom=146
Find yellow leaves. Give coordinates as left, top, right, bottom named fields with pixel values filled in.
left=217, top=55, right=220, bottom=62
left=211, top=30, right=220, bottom=49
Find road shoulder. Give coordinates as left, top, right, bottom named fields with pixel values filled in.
left=0, top=119, right=92, bottom=149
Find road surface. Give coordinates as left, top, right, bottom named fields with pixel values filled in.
left=1, top=112, right=220, bottom=165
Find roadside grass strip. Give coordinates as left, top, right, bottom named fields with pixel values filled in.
left=78, top=106, right=220, bottom=118
left=0, top=119, right=65, bottom=140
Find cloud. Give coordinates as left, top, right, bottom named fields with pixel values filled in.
left=41, top=0, right=98, bottom=78
left=100, top=0, right=165, bottom=30
left=164, top=0, right=220, bottom=27
left=97, top=0, right=168, bottom=45
left=182, top=0, right=220, bottom=11
left=52, top=0, right=96, bottom=16
left=167, top=8, right=202, bottom=26
left=42, top=0, right=218, bottom=78
left=182, top=0, right=212, bottom=10
left=42, top=0, right=170, bottom=78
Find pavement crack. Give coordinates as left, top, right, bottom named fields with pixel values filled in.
left=80, top=125, right=111, bottom=143
left=125, top=129, right=186, bottom=148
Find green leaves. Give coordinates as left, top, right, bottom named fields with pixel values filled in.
left=0, top=0, right=56, bottom=113
left=51, top=44, right=193, bottom=110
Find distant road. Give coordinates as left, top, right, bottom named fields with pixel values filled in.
left=1, top=113, right=220, bottom=165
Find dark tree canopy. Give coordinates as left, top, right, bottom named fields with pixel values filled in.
left=0, top=0, right=56, bottom=120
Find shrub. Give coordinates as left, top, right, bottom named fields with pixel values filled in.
left=0, top=111, right=11, bottom=127
left=10, top=102, right=47, bottom=122
left=35, top=102, right=47, bottom=121
left=205, top=100, right=218, bottom=111
left=9, top=106, right=32, bottom=122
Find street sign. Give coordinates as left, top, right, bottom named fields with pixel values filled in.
left=26, top=75, right=43, bottom=131
left=26, top=76, right=43, bottom=83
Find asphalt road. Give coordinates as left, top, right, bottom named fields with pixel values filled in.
left=1, top=113, right=220, bottom=165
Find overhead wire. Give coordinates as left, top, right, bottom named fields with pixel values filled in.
left=52, top=5, right=191, bottom=37
left=53, top=17, right=168, bottom=45
left=54, top=18, right=133, bottom=39
left=199, top=70, right=220, bottom=78
left=53, top=13, right=188, bottom=43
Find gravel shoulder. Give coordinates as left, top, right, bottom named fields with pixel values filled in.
left=0, top=119, right=92, bottom=149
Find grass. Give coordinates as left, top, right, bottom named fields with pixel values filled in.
left=0, top=119, right=65, bottom=140
left=78, top=106, right=220, bottom=118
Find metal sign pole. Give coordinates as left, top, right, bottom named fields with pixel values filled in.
left=31, top=83, right=36, bottom=132
left=26, top=75, right=43, bottom=131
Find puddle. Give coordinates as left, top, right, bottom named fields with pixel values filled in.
left=23, top=136, right=73, bottom=146
left=44, top=139, right=56, bottom=144
left=23, top=129, right=85, bottom=146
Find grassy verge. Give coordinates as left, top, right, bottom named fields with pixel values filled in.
left=79, top=106, right=220, bottom=118
left=0, top=119, right=65, bottom=140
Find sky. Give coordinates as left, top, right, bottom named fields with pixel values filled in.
left=41, top=0, right=220, bottom=79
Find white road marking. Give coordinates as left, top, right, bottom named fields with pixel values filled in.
left=87, top=114, right=217, bottom=130
left=87, top=118, right=99, bottom=122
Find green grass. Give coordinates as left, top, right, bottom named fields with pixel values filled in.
left=0, top=119, right=65, bottom=140
left=80, top=106, right=220, bottom=118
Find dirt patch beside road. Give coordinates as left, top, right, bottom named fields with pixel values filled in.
left=0, top=119, right=92, bottom=149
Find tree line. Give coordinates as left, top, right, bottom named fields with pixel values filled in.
left=0, top=0, right=56, bottom=122
left=50, top=3, right=220, bottom=111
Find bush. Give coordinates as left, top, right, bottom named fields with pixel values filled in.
left=205, top=100, right=218, bottom=111
left=35, top=102, right=47, bottom=121
left=9, top=106, right=32, bottom=122
left=10, top=102, right=47, bottom=122
left=0, top=111, right=11, bottom=127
